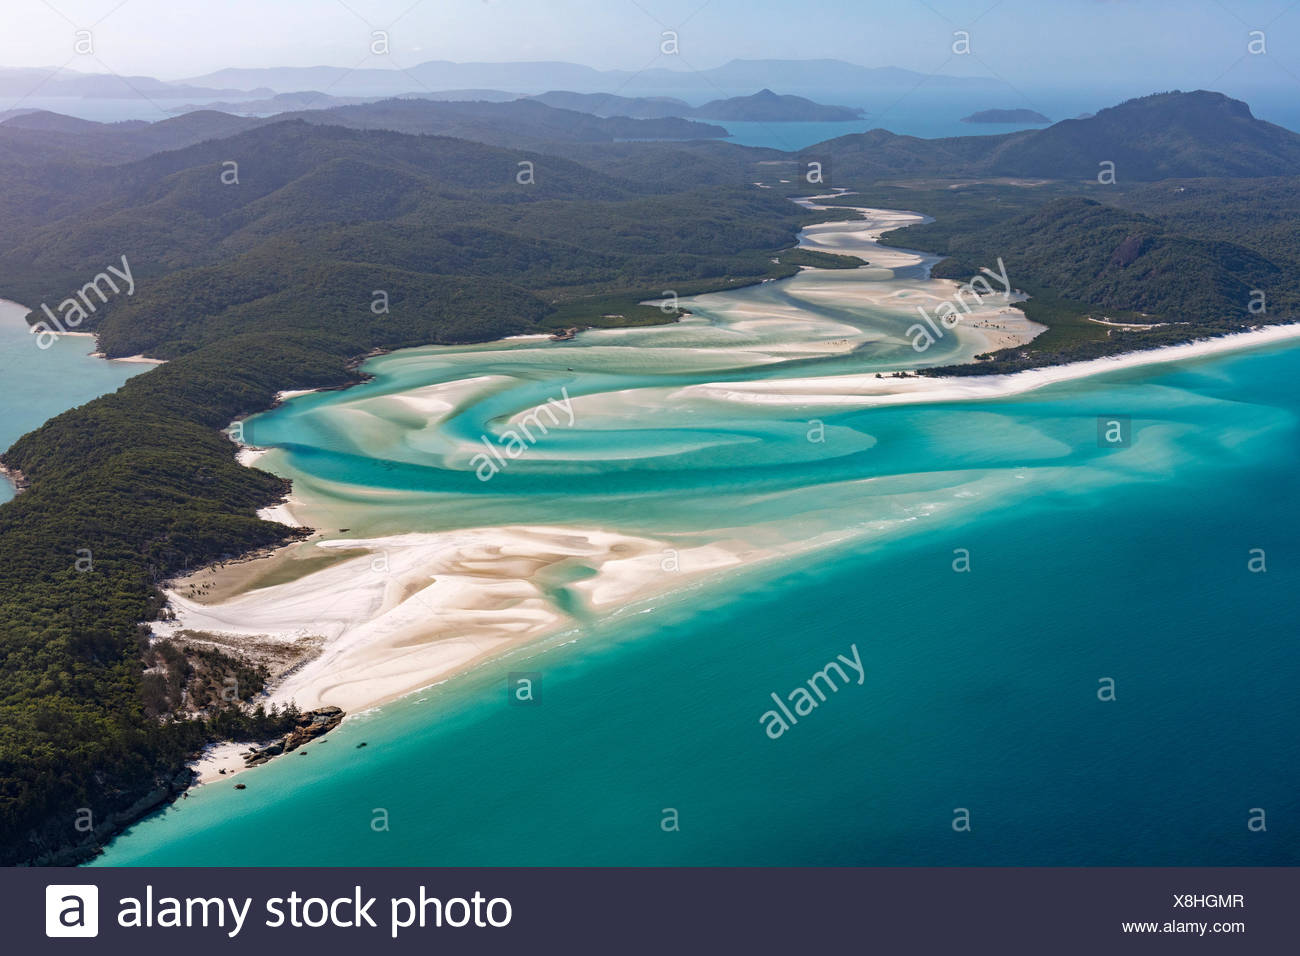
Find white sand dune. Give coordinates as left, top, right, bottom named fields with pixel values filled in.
left=163, top=526, right=771, bottom=713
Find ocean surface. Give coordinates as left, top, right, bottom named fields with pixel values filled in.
left=714, top=86, right=1072, bottom=148
left=91, top=208, right=1300, bottom=866
left=0, top=300, right=148, bottom=503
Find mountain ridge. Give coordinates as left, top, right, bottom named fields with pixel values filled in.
left=815, top=91, right=1300, bottom=182
left=530, top=88, right=862, bottom=121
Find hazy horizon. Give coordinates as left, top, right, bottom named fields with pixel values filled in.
left=1, top=0, right=1298, bottom=98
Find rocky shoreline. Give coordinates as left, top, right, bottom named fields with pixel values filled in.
left=14, top=706, right=345, bottom=865
left=0, top=460, right=27, bottom=494
left=18, top=767, right=196, bottom=867
left=242, top=706, right=344, bottom=768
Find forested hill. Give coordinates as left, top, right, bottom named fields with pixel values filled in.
left=809, top=176, right=1300, bottom=376
left=980, top=91, right=1300, bottom=179
left=275, top=98, right=727, bottom=146
left=813, top=91, right=1300, bottom=183
left=0, top=120, right=817, bottom=358
left=911, top=196, right=1289, bottom=320
left=7, top=89, right=1292, bottom=184
left=691, top=90, right=862, bottom=121
left=527, top=91, right=694, bottom=119
left=0, top=98, right=728, bottom=168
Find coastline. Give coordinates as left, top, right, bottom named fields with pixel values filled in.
left=0, top=296, right=166, bottom=364
left=162, top=308, right=1300, bottom=790
left=175, top=523, right=775, bottom=784
left=166, top=204, right=1300, bottom=768
left=166, top=525, right=771, bottom=715
left=91, top=351, right=166, bottom=364
left=788, top=198, right=1048, bottom=357
left=236, top=445, right=306, bottom=527
left=0, top=298, right=162, bottom=502
left=0, top=461, right=26, bottom=495
left=683, top=323, right=1300, bottom=409
left=190, top=741, right=258, bottom=785
left=176, top=323, right=1300, bottom=756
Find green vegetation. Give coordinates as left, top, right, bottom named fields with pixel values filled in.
left=925, top=196, right=1288, bottom=320
left=691, top=89, right=862, bottom=122
left=808, top=175, right=1300, bottom=372
left=0, top=98, right=729, bottom=168
left=541, top=248, right=862, bottom=330
left=777, top=248, right=866, bottom=269
left=279, top=98, right=729, bottom=146
left=813, top=91, right=1300, bottom=184
left=0, top=118, right=830, bottom=864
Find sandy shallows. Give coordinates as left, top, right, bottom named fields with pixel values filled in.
left=160, top=525, right=763, bottom=714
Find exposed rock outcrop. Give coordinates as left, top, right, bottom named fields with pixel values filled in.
left=243, top=706, right=344, bottom=767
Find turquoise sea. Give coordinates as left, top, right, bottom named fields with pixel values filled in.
left=0, top=300, right=148, bottom=503
left=89, top=207, right=1300, bottom=866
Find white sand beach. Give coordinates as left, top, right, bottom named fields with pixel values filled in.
left=189, top=741, right=259, bottom=785
left=90, top=352, right=166, bottom=364
left=161, top=525, right=772, bottom=714
left=681, top=324, right=1300, bottom=409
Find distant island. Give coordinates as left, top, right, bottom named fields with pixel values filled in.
left=531, top=88, right=862, bottom=122
left=692, top=89, right=863, bottom=121
left=961, top=108, right=1052, bottom=124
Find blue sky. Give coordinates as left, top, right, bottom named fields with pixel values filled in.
left=2, top=0, right=1300, bottom=97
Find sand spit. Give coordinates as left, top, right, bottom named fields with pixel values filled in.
left=681, top=324, right=1300, bottom=409
left=161, top=526, right=767, bottom=714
